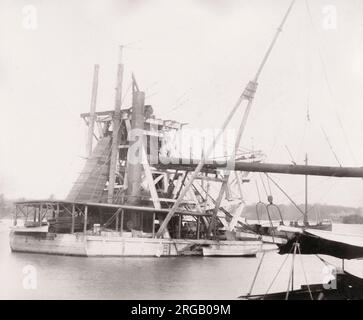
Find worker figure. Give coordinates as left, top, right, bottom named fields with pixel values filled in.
left=166, top=179, right=175, bottom=198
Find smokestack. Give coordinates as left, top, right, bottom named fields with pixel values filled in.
left=126, top=90, right=145, bottom=205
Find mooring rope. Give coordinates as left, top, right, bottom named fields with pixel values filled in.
left=285, top=243, right=298, bottom=300
left=298, top=244, right=313, bottom=300
left=263, top=244, right=294, bottom=299
left=247, top=251, right=266, bottom=296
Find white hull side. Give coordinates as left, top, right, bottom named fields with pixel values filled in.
left=9, top=231, right=263, bottom=257
left=9, top=232, right=87, bottom=256
left=202, top=241, right=262, bottom=257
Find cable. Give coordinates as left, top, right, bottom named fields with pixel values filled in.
left=320, top=125, right=342, bottom=167
left=265, top=174, right=305, bottom=216
left=255, top=177, right=261, bottom=202
left=298, top=244, right=313, bottom=300
left=259, top=173, right=269, bottom=198
left=263, top=244, right=294, bottom=298
left=304, top=0, right=357, bottom=165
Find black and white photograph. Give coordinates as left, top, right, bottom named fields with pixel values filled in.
left=1, top=0, right=363, bottom=306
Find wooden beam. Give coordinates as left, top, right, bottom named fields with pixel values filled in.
left=86, top=64, right=99, bottom=157
left=208, top=181, right=228, bottom=236
left=71, top=204, right=75, bottom=234
left=142, top=151, right=161, bottom=210
left=158, top=158, right=363, bottom=178
left=153, top=174, right=164, bottom=185
left=126, top=89, right=145, bottom=206
left=120, top=209, right=124, bottom=236
left=81, top=110, right=114, bottom=118
left=108, top=46, right=124, bottom=204
left=152, top=212, right=155, bottom=238
left=185, top=177, right=202, bottom=213
left=39, top=204, right=42, bottom=226
left=115, top=208, right=119, bottom=231
left=235, top=171, right=244, bottom=199
left=84, top=205, right=88, bottom=234
left=178, top=214, right=182, bottom=239
left=14, top=206, right=18, bottom=226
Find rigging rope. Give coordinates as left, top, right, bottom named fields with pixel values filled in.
left=266, top=173, right=273, bottom=196
left=298, top=244, right=313, bottom=300
left=320, top=125, right=342, bottom=167
left=263, top=244, right=294, bottom=298
left=304, top=0, right=357, bottom=165
left=259, top=173, right=269, bottom=199
left=247, top=251, right=266, bottom=296
left=255, top=177, right=261, bottom=202
left=265, top=174, right=305, bottom=217
left=285, top=243, right=298, bottom=300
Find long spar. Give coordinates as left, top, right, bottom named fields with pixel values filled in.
left=156, top=0, right=296, bottom=238
left=157, top=158, right=363, bottom=178
left=108, top=46, right=124, bottom=204
left=208, top=0, right=296, bottom=235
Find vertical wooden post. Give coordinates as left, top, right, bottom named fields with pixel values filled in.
left=100, top=209, right=103, bottom=227
left=108, top=46, right=124, bottom=204
left=71, top=204, right=75, bottom=234
left=178, top=214, right=182, bottom=239
left=152, top=212, right=155, bottom=238
left=39, top=204, right=42, bottom=226
left=304, top=153, right=308, bottom=226
left=56, top=203, right=59, bottom=219
left=126, top=89, right=145, bottom=206
left=120, top=209, right=124, bottom=236
left=84, top=206, right=88, bottom=235
left=115, top=210, right=119, bottom=232
left=235, top=172, right=244, bottom=199
left=142, top=156, right=161, bottom=209
left=13, top=206, right=18, bottom=226
left=86, top=64, right=99, bottom=157
left=197, top=216, right=200, bottom=239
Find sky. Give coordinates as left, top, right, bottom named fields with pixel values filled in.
left=0, top=0, right=363, bottom=207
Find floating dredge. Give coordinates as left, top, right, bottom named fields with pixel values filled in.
left=10, top=0, right=363, bottom=257
left=10, top=47, right=266, bottom=257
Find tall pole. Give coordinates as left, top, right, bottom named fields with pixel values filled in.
left=156, top=0, right=296, bottom=238
left=207, top=0, right=296, bottom=236
left=108, top=46, right=124, bottom=204
left=86, top=64, right=99, bottom=157
left=304, top=153, right=308, bottom=226
left=126, top=87, right=145, bottom=205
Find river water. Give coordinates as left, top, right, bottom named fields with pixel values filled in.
left=1, top=219, right=363, bottom=300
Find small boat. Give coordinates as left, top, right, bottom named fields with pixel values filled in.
left=202, top=240, right=262, bottom=257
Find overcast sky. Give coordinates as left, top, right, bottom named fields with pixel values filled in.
left=1, top=0, right=363, bottom=207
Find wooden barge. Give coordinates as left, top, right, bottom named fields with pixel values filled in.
left=10, top=58, right=264, bottom=257
left=10, top=200, right=262, bottom=257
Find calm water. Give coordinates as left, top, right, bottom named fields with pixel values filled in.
left=1, top=219, right=363, bottom=300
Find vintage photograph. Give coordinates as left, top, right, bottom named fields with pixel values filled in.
left=1, top=0, right=363, bottom=302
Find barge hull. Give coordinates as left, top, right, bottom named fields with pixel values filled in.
left=9, top=231, right=262, bottom=257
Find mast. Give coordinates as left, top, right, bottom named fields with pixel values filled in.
left=207, top=0, right=296, bottom=236
left=108, top=46, right=124, bottom=203
left=304, top=153, right=308, bottom=226
left=156, top=0, right=296, bottom=238
left=126, top=78, right=145, bottom=205
left=157, top=157, right=363, bottom=178
left=86, top=64, right=99, bottom=157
